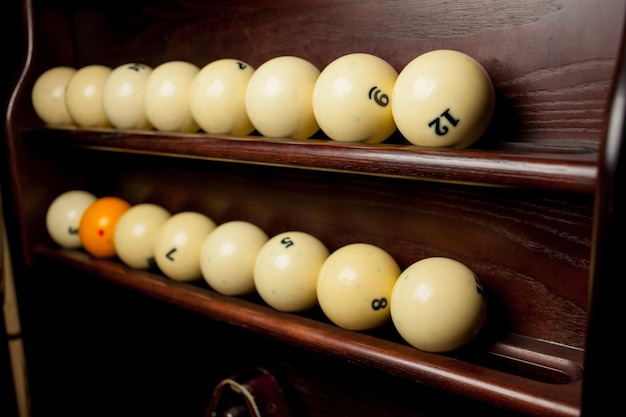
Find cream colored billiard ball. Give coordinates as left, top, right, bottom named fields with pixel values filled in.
left=144, top=61, right=200, bottom=132
left=189, top=59, right=256, bottom=136
left=390, top=257, right=487, bottom=352
left=114, top=203, right=171, bottom=269
left=200, top=220, right=268, bottom=296
left=245, top=56, right=320, bottom=139
left=313, top=53, right=398, bottom=143
left=31, top=66, right=76, bottom=126
left=46, top=190, right=97, bottom=248
left=392, top=50, right=495, bottom=149
left=65, top=64, right=113, bottom=127
left=153, top=211, right=216, bottom=282
left=254, top=231, right=329, bottom=312
left=102, top=63, right=153, bottom=130
left=317, top=243, right=400, bottom=330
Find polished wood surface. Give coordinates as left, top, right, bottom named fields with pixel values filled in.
left=2, top=0, right=625, bottom=416
left=581, top=23, right=626, bottom=416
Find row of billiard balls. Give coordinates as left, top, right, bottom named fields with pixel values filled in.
left=32, top=50, right=495, bottom=149
left=46, top=190, right=487, bottom=353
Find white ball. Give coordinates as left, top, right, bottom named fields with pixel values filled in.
left=114, top=203, right=171, bottom=269
left=102, top=63, right=153, bottom=130
left=65, top=65, right=113, bottom=127
left=317, top=243, right=400, bottom=330
left=46, top=190, right=97, bottom=248
left=313, top=53, right=398, bottom=143
left=254, top=231, right=329, bottom=312
left=200, top=220, right=268, bottom=296
left=392, top=50, right=495, bottom=149
left=245, top=56, right=320, bottom=139
left=153, top=211, right=216, bottom=282
left=189, top=59, right=256, bottom=136
left=31, top=66, right=76, bottom=126
left=144, top=61, right=200, bottom=132
left=390, top=257, right=487, bottom=352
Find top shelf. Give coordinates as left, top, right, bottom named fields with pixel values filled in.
left=23, top=126, right=598, bottom=194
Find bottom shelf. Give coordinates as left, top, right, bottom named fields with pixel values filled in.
left=35, top=246, right=584, bottom=417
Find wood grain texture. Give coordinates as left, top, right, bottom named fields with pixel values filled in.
left=3, top=1, right=625, bottom=416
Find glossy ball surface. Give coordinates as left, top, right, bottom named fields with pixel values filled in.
left=390, top=257, right=487, bottom=352
left=65, top=65, right=113, bottom=127
left=190, top=59, right=256, bottom=136
left=78, top=196, right=131, bottom=258
left=392, top=50, right=495, bottom=149
left=245, top=56, right=320, bottom=139
left=102, top=63, right=153, bottom=130
left=200, top=220, right=268, bottom=296
left=317, top=243, right=400, bottom=330
left=114, top=203, right=171, bottom=269
left=313, top=53, right=398, bottom=143
left=144, top=61, right=200, bottom=132
left=153, top=211, right=216, bottom=282
left=254, top=231, right=329, bottom=312
left=46, top=190, right=97, bottom=248
left=31, top=66, right=76, bottom=126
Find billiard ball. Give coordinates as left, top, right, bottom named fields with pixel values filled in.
left=312, top=53, right=398, bottom=143
left=65, top=64, right=113, bottom=128
left=245, top=56, right=320, bottom=139
left=390, top=257, right=487, bottom=352
left=153, top=211, right=216, bottom=282
left=189, top=59, right=256, bottom=136
left=200, top=220, right=268, bottom=296
left=78, top=196, right=131, bottom=258
left=102, top=63, right=153, bottom=130
left=144, top=61, right=200, bottom=132
left=46, top=190, right=97, bottom=248
left=317, top=243, right=400, bottom=330
left=114, top=203, right=171, bottom=269
left=254, top=231, right=329, bottom=312
left=392, top=50, right=495, bottom=149
left=31, top=66, right=76, bottom=126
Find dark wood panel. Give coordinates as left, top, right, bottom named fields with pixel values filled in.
left=54, top=0, right=626, bottom=147
left=4, top=1, right=625, bottom=416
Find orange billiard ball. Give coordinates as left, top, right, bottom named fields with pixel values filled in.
left=78, top=196, right=131, bottom=258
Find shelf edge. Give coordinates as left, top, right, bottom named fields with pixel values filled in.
left=23, top=127, right=598, bottom=194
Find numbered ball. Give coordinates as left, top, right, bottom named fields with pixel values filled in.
left=392, top=50, right=495, bottom=149
left=102, top=63, right=153, bottom=130
left=144, top=61, right=200, bottom=132
left=31, top=66, right=76, bottom=126
left=46, top=190, right=97, bottom=248
left=190, top=59, right=256, bottom=136
left=114, top=203, right=171, bottom=269
left=200, top=220, right=268, bottom=296
left=390, top=257, right=487, bottom=353
left=78, top=196, right=131, bottom=258
left=153, top=211, right=216, bottom=282
left=317, top=243, right=400, bottom=330
left=312, top=53, right=398, bottom=144
left=254, top=231, right=329, bottom=312
left=65, top=64, right=113, bottom=127
left=245, top=56, right=320, bottom=139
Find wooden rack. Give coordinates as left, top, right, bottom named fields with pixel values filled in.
left=2, top=1, right=625, bottom=416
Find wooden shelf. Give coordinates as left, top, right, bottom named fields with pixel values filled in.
left=6, top=1, right=625, bottom=415
left=22, top=126, right=598, bottom=194
left=35, top=245, right=585, bottom=417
